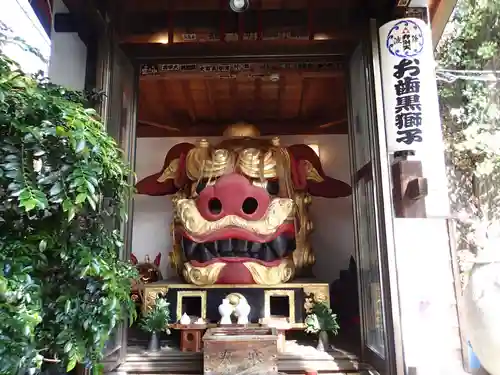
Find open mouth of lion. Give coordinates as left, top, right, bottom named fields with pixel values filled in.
left=176, top=220, right=297, bottom=284
left=181, top=233, right=296, bottom=265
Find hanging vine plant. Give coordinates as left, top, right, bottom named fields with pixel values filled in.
left=0, top=25, right=139, bottom=375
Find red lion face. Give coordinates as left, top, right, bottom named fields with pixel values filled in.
left=135, top=126, right=351, bottom=285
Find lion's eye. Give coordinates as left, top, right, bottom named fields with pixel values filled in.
left=266, top=180, right=280, bottom=195
left=193, top=179, right=216, bottom=196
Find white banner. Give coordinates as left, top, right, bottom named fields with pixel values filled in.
left=379, top=18, right=441, bottom=153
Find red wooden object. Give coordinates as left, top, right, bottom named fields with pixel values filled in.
left=179, top=327, right=205, bottom=352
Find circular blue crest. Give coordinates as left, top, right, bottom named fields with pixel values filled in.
left=386, top=19, right=424, bottom=58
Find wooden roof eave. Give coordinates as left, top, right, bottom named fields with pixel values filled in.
left=429, top=0, right=457, bottom=48
left=59, top=0, right=108, bottom=45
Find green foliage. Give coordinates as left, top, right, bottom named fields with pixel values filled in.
left=304, top=301, right=340, bottom=335
left=437, top=0, right=500, bottom=259
left=139, top=297, right=171, bottom=334
left=0, top=26, right=139, bottom=375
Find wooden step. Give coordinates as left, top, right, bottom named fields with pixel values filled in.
left=118, top=342, right=379, bottom=374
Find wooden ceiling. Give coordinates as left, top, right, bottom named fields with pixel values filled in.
left=115, top=0, right=395, bottom=137
left=116, top=0, right=396, bottom=45
left=122, top=0, right=372, bottom=11
left=137, top=60, right=347, bottom=137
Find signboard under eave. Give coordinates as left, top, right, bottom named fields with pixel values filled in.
left=379, top=18, right=442, bottom=154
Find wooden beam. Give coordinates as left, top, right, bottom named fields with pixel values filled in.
left=429, top=0, right=457, bottom=47
left=58, top=0, right=107, bottom=45
left=135, top=117, right=348, bottom=137
left=117, top=9, right=360, bottom=37
left=139, top=71, right=343, bottom=83
left=121, top=40, right=355, bottom=61
left=138, top=60, right=345, bottom=78
left=122, top=0, right=364, bottom=12
left=137, top=119, right=181, bottom=132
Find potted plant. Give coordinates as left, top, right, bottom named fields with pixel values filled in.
left=0, top=24, right=139, bottom=375
left=304, top=298, right=340, bottom=352
left=139, top=297, right=171, bottom=352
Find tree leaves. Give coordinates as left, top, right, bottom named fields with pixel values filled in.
left=0, top=27, right=138, bottom=375
left=437, top=0, right=500, bottom=262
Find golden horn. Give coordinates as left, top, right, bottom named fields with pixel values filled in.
left=157, top=158, right=180, bottom=182
left=303, top=160, right=325, bottom=183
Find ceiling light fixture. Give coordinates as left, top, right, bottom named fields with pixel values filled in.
left=229, top=0, right=250, bottom=13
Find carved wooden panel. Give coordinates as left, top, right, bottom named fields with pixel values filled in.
left=203, top=327, right=278, bottom=375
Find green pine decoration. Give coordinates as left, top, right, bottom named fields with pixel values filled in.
left=304, top=301, right=340, bottom=335
left=139, top=297, right=172, bottom=334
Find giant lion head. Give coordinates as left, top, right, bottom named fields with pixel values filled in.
left=136, top=123, right=351, bottom=286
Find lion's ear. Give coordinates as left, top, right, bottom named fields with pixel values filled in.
left=135, top=142, right=195, bottom=196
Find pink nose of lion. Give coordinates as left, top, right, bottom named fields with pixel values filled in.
left=196, top=173, right=271, bottom=221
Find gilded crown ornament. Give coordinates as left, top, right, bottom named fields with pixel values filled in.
left=222, top=122, right=261, bottom=138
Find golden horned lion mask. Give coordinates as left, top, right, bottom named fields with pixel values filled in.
left=136, top=123, right=351, bottom=286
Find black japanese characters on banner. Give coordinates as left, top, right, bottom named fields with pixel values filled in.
left=392, top=58, right=423, bottom=145
left=379, top=18, right=440, bottom=153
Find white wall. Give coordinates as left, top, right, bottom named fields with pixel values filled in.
left=47, top=0, right=87, bottom=90
left=131, top=135, right=355, bottom=283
